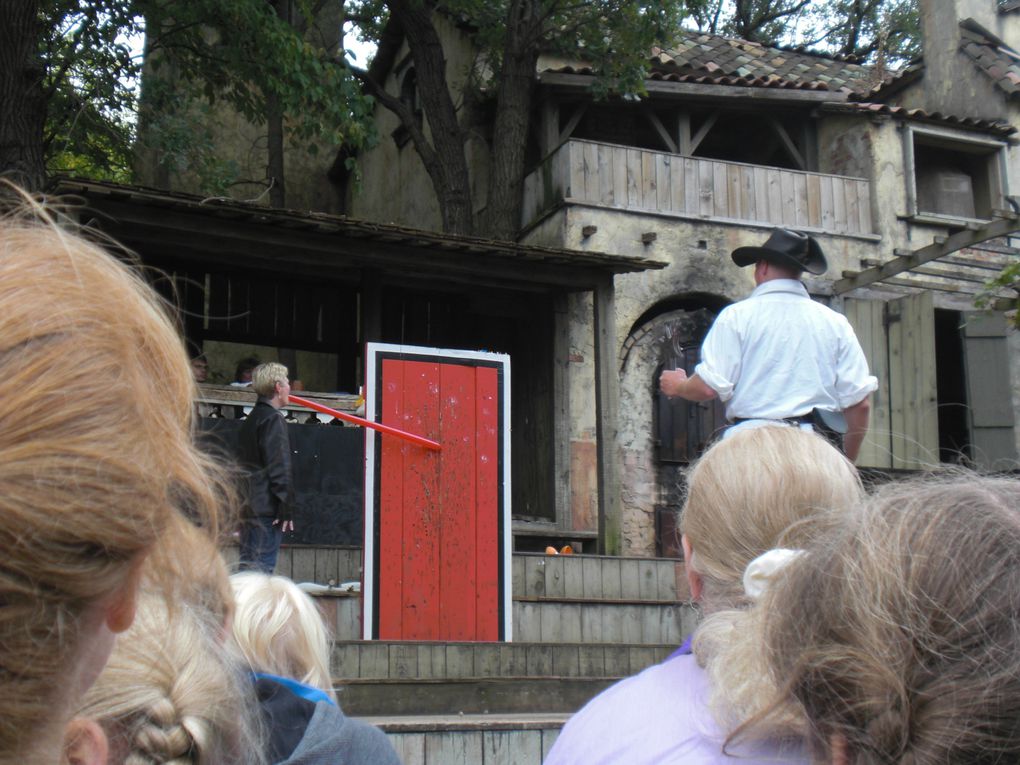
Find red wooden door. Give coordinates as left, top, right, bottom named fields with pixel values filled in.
left=365, top=346, right=509, bottom=641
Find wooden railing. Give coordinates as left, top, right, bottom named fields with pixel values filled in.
left=195, top=384, right=361, bottom=422
left=522, top=139, right=873, bottom=236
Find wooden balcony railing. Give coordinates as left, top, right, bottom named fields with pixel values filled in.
left=195, top=385, right=361, bottom=423
left=522, top=139, right=873, bottom=237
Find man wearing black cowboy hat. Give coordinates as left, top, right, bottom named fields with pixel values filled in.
left=659, top=228, right=877, bottom=461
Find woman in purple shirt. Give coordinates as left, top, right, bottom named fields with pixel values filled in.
left=545, top=426, right=863, bottom=764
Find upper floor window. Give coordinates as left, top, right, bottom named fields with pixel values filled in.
left=904, top=125, right=1007, bottom=222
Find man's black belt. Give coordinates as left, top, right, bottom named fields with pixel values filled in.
left=731, top=409, right=846, bottom=453
left=732, top=415, right=812, bottom=426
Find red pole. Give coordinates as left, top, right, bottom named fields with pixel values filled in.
left=287, top=394, right=442, bottom=451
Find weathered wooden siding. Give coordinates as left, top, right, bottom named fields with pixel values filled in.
left=383, top=723, right=561, bottom=765
left=887, top=292, right=939, bottom=469
left=845, top=298, right=893, bottom=469
left=522, top=139, right=873, bottom=236
left=846, top=294, right=938, bottom=470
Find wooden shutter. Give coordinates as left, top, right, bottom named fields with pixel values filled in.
left=844, top=298, right=892, bottom=469
left=846, top=293, right=938, bottom=469
left=886, top=292, right=939, bottom=469
left=962, top=311, right=1017, bottom=470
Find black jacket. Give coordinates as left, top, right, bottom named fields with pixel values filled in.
left=238, top=399, right=294, bottom=521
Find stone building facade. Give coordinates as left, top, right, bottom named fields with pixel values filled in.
left=350, top=0, right=1020, bottom=555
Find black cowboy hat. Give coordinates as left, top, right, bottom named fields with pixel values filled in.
left=731, top=228, right=828, bottom=275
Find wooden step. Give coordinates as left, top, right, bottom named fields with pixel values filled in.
left=513, top=553, right=684, bottom=602
left=313, top=589, right=694, bottom=644
left=315, top=594, right=693, bottom=645
left=338, top=676, right=615, bottom=716
left=225, top=545, right=686, bottom=604
left=362, top=714, right=564, bottom=765
left=333, top=641, right=675, bottom=680
left=512, top=599, right=694, bottom=644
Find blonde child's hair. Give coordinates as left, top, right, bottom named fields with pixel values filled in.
left=0, top=190, right=231, bottom=759
left=230, top=572, right=336, bottom=702
left=76, top=591, right=262, bottom=765
left=681, top=426, right=863, bottom=735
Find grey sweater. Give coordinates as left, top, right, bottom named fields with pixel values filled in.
left=279, top=701, right=402, bottom=765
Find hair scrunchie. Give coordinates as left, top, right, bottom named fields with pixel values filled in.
left=742, top=548, right=804, bottom=600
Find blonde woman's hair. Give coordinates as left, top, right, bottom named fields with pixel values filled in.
left=681, top=426, right=863, bottom=735
left=252, top=362, right=288, bottom=398
left=759, top=473, right=1020, bottom=764
left=0, top=192, right=230, bottom=758
left=230, top=572, right=336, bottom=702
left=76, top=591, right=263, bottom=765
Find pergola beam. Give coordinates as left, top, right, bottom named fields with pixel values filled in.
left=834, top=216, right=1020, bottom=294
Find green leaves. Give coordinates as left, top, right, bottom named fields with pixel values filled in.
left=37, top=0, right=377, bottom=191
left=40, top=0, right=142, bottom=179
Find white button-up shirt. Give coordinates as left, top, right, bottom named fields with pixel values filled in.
left=695, top=279, right=878, bottom=421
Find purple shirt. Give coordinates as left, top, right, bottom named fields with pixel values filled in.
left=544, top=654, right=807, bottom=765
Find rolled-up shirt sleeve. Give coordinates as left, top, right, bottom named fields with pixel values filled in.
left=834, top=320, right=879, bottom=409
left=694, top=311, right=741, bottom=402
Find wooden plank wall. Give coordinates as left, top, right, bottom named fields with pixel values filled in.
left=522, top=140, right=873, bottom=236
left=222, top=545, right=363, bottom=584
left=387, top=727, right=560, bottom=765
left=514, top=554, right=679, bottom=601
left=887, top=292, right=939, bottom=469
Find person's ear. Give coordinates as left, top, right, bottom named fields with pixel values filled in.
left=681, top=534, right=704, bottom=602
left=104, top=553, right=146, bottom=634
left=830, top=732, right=849, bottom=765
left=63, top=718, right=109, bottom=765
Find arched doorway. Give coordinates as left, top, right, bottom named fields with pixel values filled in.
left=618, top=295, right=729, bottom=557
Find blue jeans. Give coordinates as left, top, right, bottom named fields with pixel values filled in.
left=238, top=516, right=283, bottom=573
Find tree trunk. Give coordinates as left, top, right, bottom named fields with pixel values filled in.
left=389, top=0, right=474, bottom=235
left=267, top=0, right=290, bottom=208
left=267, top=94, right=286, bottom=207
left=480, top=0, right=540, bottom=241
left=0, top=0, right=47, bottom=192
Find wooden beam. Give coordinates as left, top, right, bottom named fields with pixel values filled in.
left=552, top=294, right=572, bottom=533
left=860, top=259, right=994, bottom=284
left=559, top=103, right=588, bottom=145
left=894, top=251, right=1011, bottom=272
left=802, top=121, right=818, bottom=172
left=540, top=99, right=559, bottom=158
left=593, top=275, right=621, bottom=556
left=834, top=217, right=1020, bottom=294
left=121, top=226, right=563, bottom=292
left=360, top=268, right=383, bottom=346
left=538, top=72, right=850, bottom=104
left=677, top=112, right=692, bottom=156
left=89, top=199, right=620, bottom=289
left=769, top=118, right=806, bottom=171
left=842, top=272, right=1013, bottom=297
left=644, top=109, right=677, bottom=154
left=689, top=112, right=718, bottom=154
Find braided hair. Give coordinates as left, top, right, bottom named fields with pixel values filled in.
left=77, top=591, right=263, bottom=765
